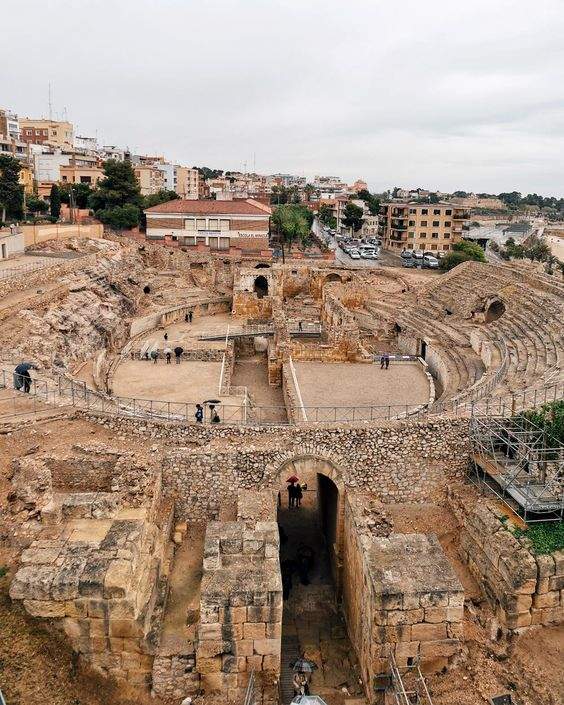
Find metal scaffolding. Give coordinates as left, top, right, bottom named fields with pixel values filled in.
left=469, top=414, right=564, bottom=522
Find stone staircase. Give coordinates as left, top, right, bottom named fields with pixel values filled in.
left=279, top=634, right=300, bottom=705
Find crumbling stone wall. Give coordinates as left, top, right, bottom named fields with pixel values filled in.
left=321, top=289, right=360, bottom=360
left=452, top=498, right=564, bottom=631
left=197, top=520, right=282, bottom=701
left=342, top=495, right=464, bottom=701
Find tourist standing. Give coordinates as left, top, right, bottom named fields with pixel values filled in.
left=385, top=353, right=390, bottom=369
left=189, top=310, right=193, bottom=323
left=164, top=332, right=168, bottom=342
left=174, top=346, right=183, bottom=364
left=150, top=350, right=158, bottom=364
left=195, top=404, right=204, bottom=423
left=288, top=482, right=296, bottom=508
left=164, top=347, right=172, bottom=364
left=295, top=483, right=303, bottom=508
left=380, top=354, right=386, bottom=369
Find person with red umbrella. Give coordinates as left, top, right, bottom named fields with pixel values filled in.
left=286, top=475, right=299, bottom=508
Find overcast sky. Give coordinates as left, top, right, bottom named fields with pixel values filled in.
left=4, top=0, right=564, bottom=195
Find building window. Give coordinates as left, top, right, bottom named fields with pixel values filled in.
left=444, top=233, right=450, bottom=238
left=445, top=209, right=452, bottom=215
left=420, top=232, right=427, bottom=239
left=208, top=218, right=218, bottom=230
left=220, top=219, right=229, bottom=231
left=408, top=220, right=415, bottom=226
left=409, top=208, right=416, bottom=214
left=445, top=221, right=451, bottom=227
left=61, top=176, right=68, bottom=182
left=432, top=233, right=438, bottom=239
left=432, top=220, right=440, bottom=227
left=433, top=209, right=441, bottom=215
left=185, top=219, right=195, bottom=230
left=430, top=243, right=437, bottom=250
left=196, top=218, right=206, bottom=230
left=421, top=208, right=428, bottom=215
left=80, top=176, right=91, bottom=184
left=408, top=232, right=415, bottom=238
left=421, top=220, right=427, bottom=226
left=183, top=236, right=196, bottom=246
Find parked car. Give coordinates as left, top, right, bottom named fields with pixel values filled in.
left=400, top=249, right=414, bottom=259
left=423, top=255, right=440, bottom=269
left=402, top=258, right=419, bottom=268
left=412, top=250, right=424, bottom=259
left=349, top=249, right=361, bottom=260
left=361, top=248, right=379, bottom=260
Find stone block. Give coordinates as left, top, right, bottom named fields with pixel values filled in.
left=122, top=637, right=142, bottom=654
left=447, top=622, right=464, bottom=639
left=201, top=672, right=225, bottom=691
left=381, top=592, right=402, bottom=610
left=197, top=640, right=230, bottom=658
left=65, top=599, right=88, bottom=617
left=222, top=654, right=246, bottom=673
left=23, top=599, right=67, bottom=618
left=223, top=605, right=247, bottom=623
left=253, top=638, right=279, bottom=656
left=244, top=622, right=265, bottom=639
left=104, top=559, right=132, bottom=599
left=424, top=607, right=448, bottom=624
left=504, top=612, right=532, bottom=629
left=246, top=655, right=264, bottom=671
left=411, top=622, right=447, bottom=641
left=536, top=554, right=555, bottom=578
left=21, top=546, right=62, bottom=565
left=265, top=622, right=281, bottom=639
left=247, top=605, right=275, bottom=622
left=109, top=637, right=125, bottom=652
left=199, top=623, right=222, bottom=640
left=548, top=575, right=564, bottom=592
left=63, top=617, right=82, bottom=639
left=197, top=656, right=222, bottom=674
left=89, top=618, right=107, bottom=636
left=222, top=623, right=244, bottom=641
left=553, top=550, right=564, bottom=574
left=380, top=625, right=411, bottom=643
left=541, top=606, right=564, bottom=625
left=533, top=591, right=560, bottom=609
left=234, top=640, right=254, bottom=657
left=108, top=599, right=135, bottom=619
left=10, top=565, right=56, bottom=601
left=262, top=654, right=280, bottom=671
left=109, top=618, right=143, bottom=639
left=393, top=641, right=420, bottom=667
left=420, top=592, right=449, bottom=608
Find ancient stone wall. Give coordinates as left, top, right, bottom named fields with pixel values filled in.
left=82, top=417, right=471, bottom=521
left=196, top=520, right=282, bottom=701
left=321, top=289, right=360, bottom=360
left=342, top=495, right=463, bottom=701
left=450, top=495, right=564, bottom=631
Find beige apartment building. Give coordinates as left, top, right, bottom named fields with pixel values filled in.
left=379, top=202, right=468, bottom=252
left=134, top=164, right=166, bottom=195
left=19, top=118, right=74, bottom=148
left=175, top=166, right=199, bottom=199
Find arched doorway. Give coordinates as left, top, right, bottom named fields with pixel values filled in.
left=485, top=298, right=505, bottom=323
left=253, top=274, right=269, bottom=298
left=324, top=272, right=342, bottom=284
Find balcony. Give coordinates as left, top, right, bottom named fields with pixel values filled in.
left=390, top=231, right=408, bottom=242
left=391, top=219, right=407, bottom=230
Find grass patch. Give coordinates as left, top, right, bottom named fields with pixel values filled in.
left=0, top=566, right=7, bottom=578
left=513, top=522, right=564, bottom=555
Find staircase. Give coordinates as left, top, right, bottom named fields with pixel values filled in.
left=279, top=634, right=300, bottom=705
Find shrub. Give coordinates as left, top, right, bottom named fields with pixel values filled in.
left=514, top=522, right=564, bottom=555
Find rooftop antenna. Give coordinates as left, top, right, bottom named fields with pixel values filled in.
left=253, top=153, right=256, bottom=174
left=48, top=82, right=53, bottom=120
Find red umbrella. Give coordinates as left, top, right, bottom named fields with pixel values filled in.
left=286, top=475, right=300, bottom=483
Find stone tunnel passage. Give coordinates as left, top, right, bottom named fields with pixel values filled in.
left=254, top=275, right=269, bottom=298
left=277, top=459, right=361, bottom=705
left=484, top=298, right=506, bottom=323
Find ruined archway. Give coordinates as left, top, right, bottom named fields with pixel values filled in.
left=485, top=298, right=505, bottom=323
left=324, top=272, right=343, bottom=284
left=253, top=274, right=269, bottom=298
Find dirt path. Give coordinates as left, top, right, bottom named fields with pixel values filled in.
left=232, top=354, right=288, bottom=423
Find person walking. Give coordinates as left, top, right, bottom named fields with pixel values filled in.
left=164, top=347, right=172, bottom=364
left=385, top=353, right=390, bottom=370
left=287, top=482, right=296, bottom=508
left=298, top=320, right=303, bottom=332
left=195, top=404, right=204, bottom=423
left=164, top=332, right=168, bottom=342
left=22, top=370, right=32, bottom=393
left=174, top=346, right=183, bottom=364
left=295, top=483, right=303, bottom=508
left=380, top=353, right=386, bottom=369
left=189, top=310, right=193, bottom=323
left=150, top=349, right=158, bottom=364
left=184, top=313, right=189, bottom=323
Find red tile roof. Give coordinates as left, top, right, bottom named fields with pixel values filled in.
left=144, top=198, right=271, bottom=216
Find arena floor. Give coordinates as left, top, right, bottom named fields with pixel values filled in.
left=292, top=360, right=430, bottom=420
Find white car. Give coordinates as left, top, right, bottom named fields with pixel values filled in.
left=413, top=250, right=424, bottom=260
left=423, top=255, right=439, bottom=269
left=348, top=249, right=361, bottom=260
left=361, top=249, right=379, bottom=259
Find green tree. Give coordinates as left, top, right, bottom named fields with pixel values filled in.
left=356, top=189, right=380, bottom=215
left=97, top=204, right=141, bottom=230
left=318, top=204, right=337, bottom=229
left=342, top=202, right=364, bottom=232
left=0, top=154, right=24, bottom=222
left=89, top=160, right=142, bottom=212
left=524, top=237, right=551, bottom=262
left=272, top=204, right=312, bottom=254
left=50, top=183, right=61, bottom=220
left=498, top=191, right=522, bottom=207
left=303, top=183, right=316, bottom=202
left=441, top=240, right=486, bottom=271
left=27, top=196, right=49, bottom=214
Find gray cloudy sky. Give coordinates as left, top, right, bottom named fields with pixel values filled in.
left=4, top=0, right=564, bottom=195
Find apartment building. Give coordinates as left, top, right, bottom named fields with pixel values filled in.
left=144, top=198, right=271, bottom=255
left=175, top=166, right=199, bottom=199
left=19, top=118, right=74, bottom=148
left=378, top=202, right=468, bottom=252
left=0, top=134, right=30, bottom=163
left=0, top=108, right=20, bottom=139
left=134, top=164, right=166, bottom=195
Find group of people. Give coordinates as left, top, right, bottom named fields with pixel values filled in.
left=141, top=311, right=194, bottom=364
left=194, top=403, right=220, bottom=424
left=380, top=353, right=391, bottom=369
left=287, top=481, right=305, bottom=508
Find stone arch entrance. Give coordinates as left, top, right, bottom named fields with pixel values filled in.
left=324, top=272, right=343, bottom=284
left=253, top=274, right=269, bottom=298
left=276, top=455, right=345, bottom=594
left=485, top=298, right=505, bottom=323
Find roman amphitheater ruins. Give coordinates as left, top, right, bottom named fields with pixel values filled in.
left=0, top=235, right=562, bottom=705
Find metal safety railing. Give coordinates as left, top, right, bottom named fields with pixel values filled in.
left=1, top=365, right=563, bottom=428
